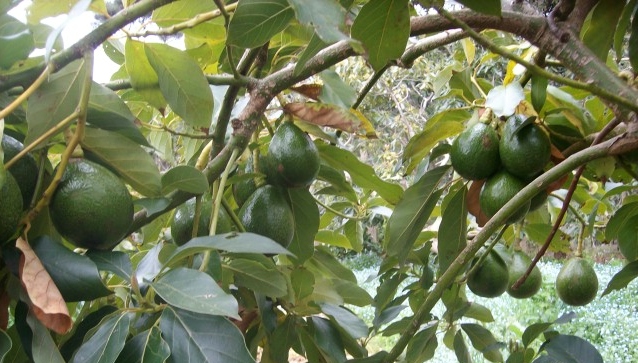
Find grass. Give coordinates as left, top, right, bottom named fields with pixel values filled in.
left=344, top=255, right=638, bottom=362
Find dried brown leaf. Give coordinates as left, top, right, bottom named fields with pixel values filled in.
left=290, top=84, right=323, bottom=100
left=284, top=102, right=377, bottom=138
left=17, top=238, right=72, bottom=334
left=467, top=180, right=489, bottom=227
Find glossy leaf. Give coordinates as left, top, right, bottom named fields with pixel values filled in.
left=116, top=327, right=170, bottom=363
left=26, top=312, right=65, bottom=363
left=125, top=39, right=167, bottom=110
left=87, top=82, right=149, bottom=146
left=152, top=0, right=213, bottom=26
left=316, top=230, right=352, bottom=249
left=307, top=247, right=357, bottom=283
left=0, top=14, right=35, bottom=69
left=159, top=307, right=254, bottom=363
left=291, top=267, right=315, bottom=302
left=134, top=242, right=165, bottom=292
left=165, top=233, right=293, bottom=267
left=269, top=316, right=299, bottom=362
left=0, top=329, right=10, bottom=362
left=406, top=322, right=438, bottom=363
left=287, top=0, right=348, bottom=43
left=332, top=278, right=373, bottom=306
left=344, top=219, right=364, bottom=252
left=605, top=201, right=638, bottom=260
left=60, top=306, right=119, bottom=361
left=319, top=69, right=357, bottom=108
left=294, top=32, right=329, bottom=75
left=602, top=259, right=638, bottom=296
left=227, top=0, right=294, bottom=48
left=438, top=184, right=468, bottom=275
left=320, top=303, right=369, bottom=339
left=226, top=258, right=287, bottom=297
left=152, top=267, right=239, bottom=319
left=25, top=60, right=85, bottom=147
left=531, top=75, right=548, bottom=113
left=581, top=0, right=625, bottom=61
left=135, top=198, right=172, bottom=219
left=145, top=42, right=214, bottom=128
left=453, top=330, right=472, bottom=363
left=309, top=316, right=347, bottom=362
left=287, top=188, right=320, bottom=264
left=455, top=0, right=501, bottom=16
left=536, top=334, right=603, bottom=363
left=614, top=0, right=637, bottom=61
left=522, top=322, right=553, bottom=347
left=385, top=166, right=450, bottom=263
left=402, top=109, right=469, bottom=174
left=318, top=143, right=403, bottom=204
left=71, top=313, right=132, bottom=363
left=81, top=127, right=162, bottom=197
left=161, top=165, right=209, bottom=195
left=32, top=236, right=112, bottom=302
left=86, top=250, right=133, bottom=281
left=462, top=323, right=503, bottom=362
left=351, top=0, right=410, bottom=70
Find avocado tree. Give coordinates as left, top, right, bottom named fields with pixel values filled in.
left=1, top=0, right=638, bottom=362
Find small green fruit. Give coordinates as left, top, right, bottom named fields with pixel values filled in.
left=239, top=185, right=294, bottom=248
left=507, top=251, right=542, bottom=299
left=450, top=122, right=501, bottom=180
left=467, top=250, right=510, bottom=298
left=555, top=257, right=598, bottom=306
left=267, top=122, right=320, bottom=188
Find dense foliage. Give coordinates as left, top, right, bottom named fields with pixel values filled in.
left=1, top=0, right=638, bottom=362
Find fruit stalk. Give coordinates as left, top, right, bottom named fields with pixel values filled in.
left=382, top=134, right=626, bottom=363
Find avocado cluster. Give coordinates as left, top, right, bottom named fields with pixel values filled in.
left=450, top=114, right=551, bottom=223
left=234, top=122, right=320, bottom=248
left=467, top=248, right=542, bottom=300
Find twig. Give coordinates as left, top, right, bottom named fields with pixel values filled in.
left=512, top=117, right=622, bottom=289
left=127, top=4, right=237, bottom=37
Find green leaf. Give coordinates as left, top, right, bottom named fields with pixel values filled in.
left=316, top=230, right=352, bottom=249
left=344, top=219, right=364, bottom=252
left=332, top=278, right=373, bottom=306
left=152, top=0, right=214, bottom=27
left=538, top=334, right=603, bottom=363
left=522, top=322, right=553, bottom=347
left=134, top=198, right=172, bottom=219
left=615, top=0, right=637, bottom=61
left=605, top=201, right=638, bottom=239
left=455, top=0, right=501, bottom=16
left=385, top=166, right=450, bottom=263
left=438, top=184, right=468, bottom=275
left=602, top=259, right=638, bottom=296
left=318, top=143, right=403, bottom=204
left=0, top=14, right=34, bottom=69
left=32, top=236, right=111, bottom=302
left=151, top=267, right=239, bottom=319
left=125, top=39, right=167, bottom=110
left=291, top=267, right=315, bottom=301
left=227, top=0, right=294, bottom=48
left=406, top=322, right=438, bottom=363
left=26, top=312, right=65, bottom=363
left=294, top=32, right=329, bottom=75
left=320, top=303, right=369, bottom=339
left=226, top=258, right=287, bottom=297
left=316, top=164, right=358, bottom=203
left=81, top=127, right=162, bottom=197
left=25, top=60, right=85, bottom=147
left=350, top=0, right=410, bottom=71
left=402, top=109, right=469, bottom=174
left=87, top=250, right=133, bottom=281
left=159, top=307, right=254, bottom=363
left=71, top=312, right=132, bottom=363
left=0, top=330, right=10, bottom=362
left=308, top=316, right=348, bottom=362
left=531, top=75, right=548, bottom=113
left=319, top=69, right=357, bottom=108
left=144, top=43, right=214, bottom=128
left=269, top=316, right=299, bottom=362
left=287, top=188, right=319, bottom=265
left=87, top=82, right=149, bottom=147
left=287, top=0, right=348, bottom=43
left=306, top=246, right=357, bottom=283
left=116, top=327, right=170, bottom=363
left=161, top=165, right=209, bottom=195
left=462, top=323, right=504, bottom=362
left=581, top=0, right=625, bottom=61
left=134, top=242, right=165, bottom=292
left=61, top=306, right=119, bottom=361
left=450, top=68, right=482, bottom=103
left=453, top=330, right=472, bottom=363
left=165, top=233, right=294, bottom=267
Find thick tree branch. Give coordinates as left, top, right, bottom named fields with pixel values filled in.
left=0, top=0, right=178, bottom=92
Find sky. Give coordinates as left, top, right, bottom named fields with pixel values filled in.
left=9, top=1, right=120, bottom=83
